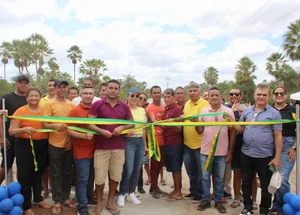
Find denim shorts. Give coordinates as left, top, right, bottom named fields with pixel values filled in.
left=164, top=144, right=183, bottom=173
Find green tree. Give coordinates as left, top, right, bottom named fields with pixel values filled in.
left=283, top=19, right=300, bottom=61
left=235, top=56, right=257, bottom=103
left=79, top=59, right=107, bottom=88
left=204, top=66, right=219, bottom=85
left=39, top=71, right=74, bottom=94
left=10, top=39, right=33, bottom=74
left=46, top=57, right=60, bottom=74
left=67, top=45, right=83, bottom=83
left=0, top=42, right=12, bottom=80
left=0, top=79, right=15, bottom=97
left=266, top=53, right=287, bottom=81
left=119, top=75, right=147, bottom=101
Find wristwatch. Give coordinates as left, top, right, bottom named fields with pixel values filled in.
left=292, top=145, right=297, bottom=150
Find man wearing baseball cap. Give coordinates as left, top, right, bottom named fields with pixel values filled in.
left=0, top=74, right=30, bottom=185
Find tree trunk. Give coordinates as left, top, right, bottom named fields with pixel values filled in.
left=25, top=67, right=30, bottom=75
left=74, top=63, right=76, bottom=83
left=3, top=63, right=6, bottom=80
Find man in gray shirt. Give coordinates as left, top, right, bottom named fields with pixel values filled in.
left=234, top=83, right=282, bottom=215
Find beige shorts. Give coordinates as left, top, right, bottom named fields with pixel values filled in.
left=94, top=149, right=125, bottom=185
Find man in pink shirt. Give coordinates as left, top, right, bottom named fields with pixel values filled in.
left=195, top=86, right=235, bottom=214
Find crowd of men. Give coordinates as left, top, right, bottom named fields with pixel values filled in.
left=0, top=75, right=297, bottom=215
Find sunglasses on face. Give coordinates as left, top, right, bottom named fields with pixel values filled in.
left=139, top=97, right=146, bottom=102
left=229, top=93, right=240, bottom=96
left=130, top=94, right=139, bottom=98
left=274, top=92, right=285, bottom=97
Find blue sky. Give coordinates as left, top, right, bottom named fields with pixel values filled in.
left=0, top=0, right=299, bottom=89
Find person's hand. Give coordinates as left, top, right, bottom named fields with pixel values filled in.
left=0, top=138, right=10, bottom=149
left=85, top=133, right=94, bottom=140
left=226, top=152, right=232, bottom=163
left=23, top=127, right=36, bottom=135
left=112, top=126, right=125, bottom=136
left=268, top=158, right=280, bottom=171
left=55, top=124, right=68, bottom=132
left=0, top=110, right=8, bottom=116
left=101, top=130, right=113, bottom=138
left=231, top=102, right=240, bottom=112
left=144, top=147, right=148, bottom=155
left=285, top=148, right=296, bottom=163
left=190, top=117, right=200, bottom=122
left=65, top=141, right=72, bottom=151
left=128, top=130, right=135, bottom=136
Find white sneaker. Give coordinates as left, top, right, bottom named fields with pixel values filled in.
left=128, top=192, right=141, bottom=205
left=117, top=194, right=125, bottom=207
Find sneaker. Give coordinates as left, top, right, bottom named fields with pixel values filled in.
left=183, top=193, right=195, bottom=200
left=152, top=189, right=161, bottom=199
left=87, top=198, right=97, bottom=206
left=215, top=202, right=226, bottom=213
left=117, top=194, right=125, bottom=207
left=128, top=193, right=141, bottom=205
left=77, top=211, right=89, bottom=215
left=224, top=191, right=232, bottom=199
left=197, top=200, right=211, bottom=211
left=149, top=188, right=154, bottom=194
left=138, top=187, right=146, bottom=194
left=240, top=208, right=254, bottom=215
left=268, top=208, right=277, bottom=215
left=157, top=188, right=167, bottom=197
left=192, top=196, right=202, bottom=203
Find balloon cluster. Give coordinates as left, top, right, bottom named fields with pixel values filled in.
left=0, top=182, right=23, bottom=215
left=283, top=193, right=300, bottom=215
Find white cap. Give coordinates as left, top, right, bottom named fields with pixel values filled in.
left=268, top=171, right=282, bottom=194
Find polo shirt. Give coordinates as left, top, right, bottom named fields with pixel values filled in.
left=183, top=97, right=209, bottom=149
left=68, top=102, right=96, bottom=159
left=273, top=104, right=296, bottom=137
left=39, top=95, right=52, bottom=108
left=200, top=105, right=235, bottom=156
left=89, top=98, right=132, bottom=150
left=239, top=104, right=282, bottom=158
left=146, top=103, right=165, bottom=146
left=162, top=103, right=183, bottom=146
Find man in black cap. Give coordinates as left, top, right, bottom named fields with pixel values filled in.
left=0, top=74, right=30, bottom=184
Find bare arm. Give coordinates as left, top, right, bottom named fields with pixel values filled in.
left=67, top=129, right=93, bottom=140
left=9, top=119, right=36, bottom=137
left=268, top=130, right=283, bottom=171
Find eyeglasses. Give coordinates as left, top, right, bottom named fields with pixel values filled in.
left=139, top=97, right=146, bottom=102
left=229, top=93, right=240, bottom=96
left=256, top=93, right=268, bottom=97
left=274, top=92, right=285, bottom=97
left=130, top=94, right=139, bottom=98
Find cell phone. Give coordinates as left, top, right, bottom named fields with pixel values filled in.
left=238, top=104, right=247, bottom=111
left=269, top=164, right=276, bottom=173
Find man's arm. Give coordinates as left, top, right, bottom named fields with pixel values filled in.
left=226, top=126, right=236, bottom=162
left=268, top=130, right=283, bottom=171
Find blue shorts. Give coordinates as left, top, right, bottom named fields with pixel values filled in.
left=164, top=144, right=183, bottom=173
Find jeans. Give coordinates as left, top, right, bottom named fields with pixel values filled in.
left=119, top=137, right=144, bottom=195
left=272, top=136, right=296, bottom=215
left=200, top=154, right=226, bottom=202
left=74, top=158, right=94, bottom=213
left=183, top=144, right=202, bottom=197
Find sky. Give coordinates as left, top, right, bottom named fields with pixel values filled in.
left=0, top=0, right=299, bottom=89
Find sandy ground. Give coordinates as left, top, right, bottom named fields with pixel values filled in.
left=0, top=157, right=297, bottom=215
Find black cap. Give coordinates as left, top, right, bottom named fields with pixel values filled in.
left=16, top=75, right=30, bottom=83
left=54, top=78, right=69, bottom=86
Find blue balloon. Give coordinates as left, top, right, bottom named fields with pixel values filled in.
left=284, top=193, right=295, bottom=204
left=295, top=211, right=300, bottom=215
left=0, top=212, right=8, bottom=215
left=8, top=206, right=22, bottom=215
left=0, top=188, right=8, bottom=201
left=10, top=194, right=24, bottom=207
left=291, top=195, right=300, bottom=210
left=283, top=203, right=297, bottom=215
left=0, top=198, right=14, bottom=213
left=7, top=183, right=21, bottom=197
left=0, top=186, right=5, bottom=189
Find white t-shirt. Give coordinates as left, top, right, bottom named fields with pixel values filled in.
left=72, top=96, right=100, bottom=106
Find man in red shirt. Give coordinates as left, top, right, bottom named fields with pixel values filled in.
left=67, top=85, right=96, bottom=215
left=162, top=88, right=184, bottom=201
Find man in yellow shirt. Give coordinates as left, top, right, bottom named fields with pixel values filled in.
left=39, top=79, right=56, bottom=108
left=182, top=83, right=209, bottom=202
left=43, top=78, right=76, bottom=214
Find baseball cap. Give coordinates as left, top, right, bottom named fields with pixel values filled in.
left=127, top=88, right=139, bottom=94
left=268, top=171, right=282, bottom=194
left=54, top=78, right=69, bottom=87
left=16, top=75, right=30, bottom=83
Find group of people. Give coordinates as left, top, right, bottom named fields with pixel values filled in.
left=0, top=75, right=297, bottom=215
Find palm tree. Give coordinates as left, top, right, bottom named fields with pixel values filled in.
left=10, top=39, right=33, bottom=74
left=79, top=59, right=107, bottom=87
left=283, top=19, right=300, bottom=61
left=0, top=42, right=12, bottom=80
left=266, top=53, right=288, bottom=81
left=67, top=45, right=83, bottom=82
left=204, top=66, right=219, bottom=86
left=47, top=57, right=60, bottom=74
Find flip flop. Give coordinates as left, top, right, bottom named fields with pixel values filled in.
left=160, top=179, right=167, bottom=186
left=51, top=205, right=62, bottom=215
left=63, top=200, right=77, bottom=208
left=230, top=200, right=240, bottom=208
left=166, top=196, right=183, bottom=202
left=38, top=201, right=51, bottom=209
left=106, top=207, right=120, bottom=215
left=144, top=179, right=151, bottom=185
left=90, top=205, right=104, bottom=215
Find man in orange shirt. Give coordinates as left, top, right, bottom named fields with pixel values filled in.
left=146, top=85, right=167, bottom=199
left=43, top=78, right=76, bottom=214
left=68, top=86, right=96, bottom=215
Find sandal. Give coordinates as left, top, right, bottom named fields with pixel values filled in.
left=42, top=191, right=49, bottom=198
left=51, top=205, right=62, bottom=215
left=160, top=179, right=167, bottom=186
left=106, top=207, right=120, bottom=215
left=144, top=179, right=151, bottom=185
left=90, top=205, right=104, bottom=215
left=39, top=201, right=51, bottom=209
left=63, top=200, right=77, bottom=208
left=230, top=200, right=241, bottom=208
left=24, top=209, right=35, bottom=215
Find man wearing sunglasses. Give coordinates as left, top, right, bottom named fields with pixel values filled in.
left=233, top=83, right=283, bottom=215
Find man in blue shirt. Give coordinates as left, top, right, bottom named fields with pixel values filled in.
left=234, top=83, right=282, bottom=215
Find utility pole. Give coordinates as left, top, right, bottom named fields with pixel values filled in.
left=166, top=77, right=171, bottom=88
